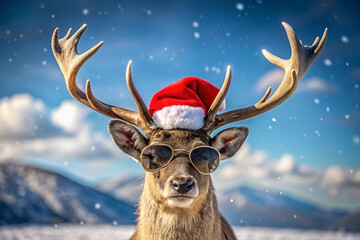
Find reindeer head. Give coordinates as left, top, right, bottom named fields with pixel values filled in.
left=52, top=23, right=327, bottom=211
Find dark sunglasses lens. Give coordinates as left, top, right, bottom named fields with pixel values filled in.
left=190, top=147, right=220, bottom=174
left=142, top=145, right=173, bottom=171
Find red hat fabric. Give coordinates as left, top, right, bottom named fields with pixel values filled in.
left=149, top=77, right=225, bottom=130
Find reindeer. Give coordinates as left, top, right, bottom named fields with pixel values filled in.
left=52, top=23, right=327, bottom=240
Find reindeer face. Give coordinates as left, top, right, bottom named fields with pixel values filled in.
left=108, top=119, right=249, bottom=209
left=145, top=129, right=211, bottom=208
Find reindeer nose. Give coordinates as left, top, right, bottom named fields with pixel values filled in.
left=171, top=179, right=195, bottom=194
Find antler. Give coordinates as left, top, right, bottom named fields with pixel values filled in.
left=52, top=24, right=155, bottom=134
left=203, top=22, right=328, bottom=133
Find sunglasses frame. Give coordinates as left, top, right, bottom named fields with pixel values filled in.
left=140, top=143, right=221, bottom=175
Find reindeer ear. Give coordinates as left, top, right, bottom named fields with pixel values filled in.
left=108, top=119, right=148, bottom=162
left=211, top=127, right=248, bottom=160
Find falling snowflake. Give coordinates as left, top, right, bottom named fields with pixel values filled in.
left=192, top=21, right=199, bottom=28
left=82, top=8, right=89, bottom=15
left=236, top=3, right=244, bottom=10
left=51, top=14, right=55, bottom=19
left=42, top=61, right=47, bottom=66
left=341, top=35, right=349, bottom=43
left=272, top=117, right=276, bottom=122
left=204, top=66, right=209, bottom=72
left=326, top=107, right=330, bottom=112
left=194, top=32, right=200, bottom=39
left=314, top=98, right=320, bottom=104
left=324, top=59, right=332, bottom=66
left=95, top=203, right=101, bottom=209
left=345, top=114, right=350, bottom=119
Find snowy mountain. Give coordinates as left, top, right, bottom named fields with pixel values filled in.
left=2, top=161, right=348, bottom=230
left=97, top=175, right=144, bottom=204
left=0, top=162, right=136, bottom=225
left=219, top=187, right=348, bottom=229
left=328, top=209, right=360, bottom=232
left=99, top=176, right=349, bottom=230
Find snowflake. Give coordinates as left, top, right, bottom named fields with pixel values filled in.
left=324, top=59, right=332, bottom=66
left=236, top=3, right=244, bottom=11
left=341, top=35, right=349, bottom=43
left=82, top=8, right=89, bottom=15
left=194, top=32, right=200, bottom=39
left=192, top=21, right=199, bottom=28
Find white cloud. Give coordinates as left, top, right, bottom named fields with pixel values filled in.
left=218, top=144, right=360, bottom=197
left=0, top=94, right=120, bottom=160
left=255, top=68, right=283, bottom=94
left=255, top=69, right=337, bottom=94
left=274, top=154, right=295, bottom=174
left=321, top=166, right=345, bottom=187
left=298, top=77, right=338, bottom=93
left=0, top=94, right=61, bottom=139
left=51, top=100, right=89, bottom=133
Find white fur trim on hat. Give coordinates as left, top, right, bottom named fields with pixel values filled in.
left=152, top=105, right=205, bottom=130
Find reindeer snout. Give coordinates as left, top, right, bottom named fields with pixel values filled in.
left=171, top=177, right=195, bottom=194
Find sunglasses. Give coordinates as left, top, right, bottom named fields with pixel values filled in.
left=140, top=144, right=221, bottom=175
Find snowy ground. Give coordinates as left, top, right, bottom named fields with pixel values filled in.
left=0, top=225, right=359, bottom=240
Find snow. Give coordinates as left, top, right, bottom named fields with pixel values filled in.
left=0, top=225, right=359, bottom=240
left=341, top=36, right=349, bottom=43
left=324, top=59, right=332, bottom=66
left=194, top=32, right=200, bottom=39
left=236, top=3, right=244, bottom=11
left=82, top=9, right=89, bottom=16
left=192, top=21, right=199, bottom=28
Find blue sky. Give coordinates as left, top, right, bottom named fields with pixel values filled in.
left=0, top=0, right=359, bottom=211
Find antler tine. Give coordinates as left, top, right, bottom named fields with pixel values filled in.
left=52, top=25, right=146, bottom=132
left=126, top=61, right=156, bottom=131
left=205, top=22, right=327, bottom=133
left=85, top=80, right=140, bottom=124
left=203, top=66, right=231, bottom=130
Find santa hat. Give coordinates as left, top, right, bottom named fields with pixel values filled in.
left=149, top=77, right=225, bottom=130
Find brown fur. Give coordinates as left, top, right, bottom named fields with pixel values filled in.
left=129, top=129, right=237, bottom=240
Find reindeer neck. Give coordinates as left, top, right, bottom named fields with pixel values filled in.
left=135, top=181, right=222, bottom=240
